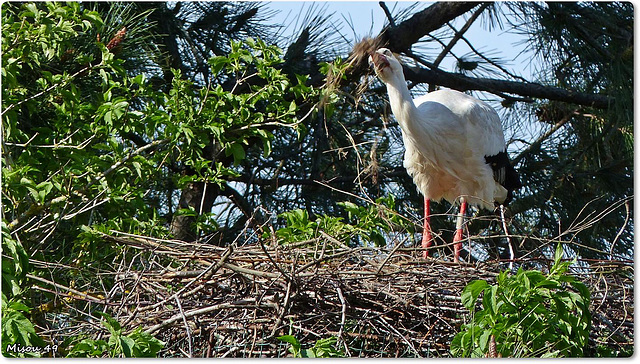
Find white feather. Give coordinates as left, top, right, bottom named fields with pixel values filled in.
left=370, top=48, right=509, bottom=210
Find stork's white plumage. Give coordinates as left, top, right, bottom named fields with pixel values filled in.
left=369, top=48, right=521, bottom=262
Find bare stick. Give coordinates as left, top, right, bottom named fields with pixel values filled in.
left=144, top=299, right=277, bottom=335
left=610, top=200, right=631, bottom=260
left=175, top=296, right=193, bottom=357
left=336, top=285, right=351, bottom=356
left=378, top=2, right=396, bottom=27
left=269, top=279, right=293, bottom=339
left=27, top=274, right=103, bottom=303
left=500, top=205, right=514, bottom=270
left=432, top=4, right=488, bottom=69
left=140, top=245, right=233, bottom=312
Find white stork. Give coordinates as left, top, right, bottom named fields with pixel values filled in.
left=369, top=48, right=521, bottom=262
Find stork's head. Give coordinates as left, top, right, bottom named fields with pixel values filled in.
left=368, top=48, right=403, bottom=84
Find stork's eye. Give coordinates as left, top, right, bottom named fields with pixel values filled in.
left=384, top=49, right=392, bottom=56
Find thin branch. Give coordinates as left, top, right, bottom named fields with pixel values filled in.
left=432, top=4, right=489, bottom=69
left=2, top=65, right=93, bottom=116
left=610, top=200, right=631, bottom=260
left=86, top=138, right=169, bottom=190
left=175, top=296, right=193, bottom=358
left=379, top=2, right=481, bottom=52
left=335, top=285, right=351, bottom=356
left=27, top=273, right=104, bottom=304
left=144, top=299, right=278, bottom=335
left=378, top=2, right=396, bottom=27
left=512, top=109, right=578, bottom=165
left=452, top=25, right=530, bottom=83
left=403, top=65, right=612, bottom=109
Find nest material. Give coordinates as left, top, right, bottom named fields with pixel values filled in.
left=323, top=37, right=387, bottom=94
left=38, top=230, right=632, bottom=358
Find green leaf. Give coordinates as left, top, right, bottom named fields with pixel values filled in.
left=104, top=110, right=113, bottom=125
left=554, top=243, right=564, bottom=266
left=97, top=312, right=121, bottom=337
left=262, top=138, right=272, bottom=158
left=301, top=348, right=315, bottom=358
left=570, top=281, right=591, bottom=301
left=450, top=332, right=465, bottom=357
left=482, top=285, right=498, bottom=316
left=132, top=161, right=142, bottom=178
left=228, top=143, right=245, bottom=165
left=119, top=336, right=136, bottom=357
left=8, top=301, right=31, bottom=313
left=67, top=339, right=108, bottom=357
left=127, top=328, right=164, bottom=357
left=479, top=330, right=492, bottom=352
left=540, top=350, right=561, bottom=358
left=461, top=280, right=489, bottom=310
left=209, top=56, right=228, bottom=75
left=277, top=334, right=300, bottom=347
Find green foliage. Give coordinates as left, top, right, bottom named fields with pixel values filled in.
left=2, top=2, right=318, bottom=358
left=168, top=36, right=316, bottom=184
left=1, top=223, right=29, bottom=298
left=508, top=2, right=633, bottom=259
left=278, top=334, right=344, bottom=358
left=1, top=293, right=46, bottom=357
left=66, top=312, right=164, bottom=358
left=274, top=208, right=351, bottom=243
left=451, top=244, right=591, bottom=358
left=2, top=0, right=319, bottom=260
left=338, top=195, right=413, bottom=247
left=273, top=195, right=413, bottom=247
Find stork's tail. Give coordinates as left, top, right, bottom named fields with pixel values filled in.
left=485, top=150, right=522, bottom=206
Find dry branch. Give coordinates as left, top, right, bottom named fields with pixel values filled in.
left=31, top=229, right=633, bottom=357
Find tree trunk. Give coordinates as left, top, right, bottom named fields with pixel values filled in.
left=170, top=181, right=219, bottom=242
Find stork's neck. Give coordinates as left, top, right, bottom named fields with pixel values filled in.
left=385, top=77, right=419, bottom=129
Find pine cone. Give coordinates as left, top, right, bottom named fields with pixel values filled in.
left=106, top=27, right=127, bottom=50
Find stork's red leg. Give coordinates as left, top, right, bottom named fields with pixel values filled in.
left=421, top=198, right=432, bottom=258
left=452, top=198, right=467, bottom=263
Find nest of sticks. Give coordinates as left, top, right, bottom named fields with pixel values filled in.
left=33, top=229, right=633, bottom=358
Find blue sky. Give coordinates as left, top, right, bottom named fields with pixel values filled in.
left=261, top=1, right=541, bottom=150
left=263, top=1, right=537, bottom=80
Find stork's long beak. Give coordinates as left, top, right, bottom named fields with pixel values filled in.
left=369, top=52, right=390, bottom=71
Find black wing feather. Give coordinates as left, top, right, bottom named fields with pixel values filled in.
left=485, top=150, right=522, bottom=205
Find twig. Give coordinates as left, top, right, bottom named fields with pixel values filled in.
left=376, top=237, right=405, bottom=275
left=175, top=296, right=193, bottom=358
left=499, top=205, right=515, bottom=271
left=27, top=274, right=103, bottom=303
left=294, top=248, right=364, bottom=275
left=610, top=200, right=630, bottom=260
left=2, top=65, right=93, bottom=116
left=514, top=109, right=578, bottom=166
left=269, top=279, right=293, bottom=339
left=86, top=138, right=169, bottom=190
left=378, top=2, right=396, bottom=27
left=140, top=245, right=233, bottom=312
left=432, top=4, right=488, bottom=69
left=144, top=299, right=277, bottom=335
left=377, top=316, right=422, bottom=358
left=335, top=285, right=351, bottom=356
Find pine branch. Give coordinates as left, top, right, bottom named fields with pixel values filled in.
left=402, top=64, right=612, bottom=109
left=379, top=2, right=481, bottom=52
left=432, top=4, right=489, bottom=69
